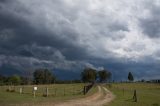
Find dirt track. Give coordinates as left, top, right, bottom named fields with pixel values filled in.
left=15, top=86, right=115, bottom=106
left=55, top=86, right=115, bottom=106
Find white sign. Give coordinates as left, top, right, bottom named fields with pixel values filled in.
left=20, top=88, right=22, bottom=94
left=34, top=87, right=37, bottom=91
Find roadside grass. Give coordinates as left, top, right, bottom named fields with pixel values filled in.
left=105, top=83, right=160, bottom=106
left=0, top=83, right=97, bottom=106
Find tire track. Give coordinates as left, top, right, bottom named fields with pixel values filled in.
left=54, top=86, right=115, bottom=106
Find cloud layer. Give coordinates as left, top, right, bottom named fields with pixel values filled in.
left=0, top=0, right=160, bottom=80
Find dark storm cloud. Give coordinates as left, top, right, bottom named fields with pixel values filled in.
left=0, top=1, right=89, bottom=60
left=0, top=0, right=91, bottom=73
left=0, top=0, right=160, bottom=80
left=139, top=2, right=160, bottom=38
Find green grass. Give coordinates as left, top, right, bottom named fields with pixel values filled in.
left=0, top=83, right=97, bottom=106
left=2, top=83, right=159, bottom=106
left=105, top=83, right=160, bottom=106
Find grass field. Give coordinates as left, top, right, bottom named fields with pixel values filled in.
left=0, top=83, right=97, bottom=106
left=106, top=83, right=160, bottom=106
left=0, top=83, right=160, bottom=106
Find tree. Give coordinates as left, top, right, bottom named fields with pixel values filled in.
left=8, top=75, right=21, bottom=85
left=23, top=70, right=33, bottom=85
left=81, top=68, right=97, bottom=83
left=98, top=70, right=111, bottom=82
left=0, top=74, right=6, bottom=85
left=20, top=76, right=32, bottom=85
left=33, top=69, right=56, bottom=84
left=128, top=72, right=134, bottom=82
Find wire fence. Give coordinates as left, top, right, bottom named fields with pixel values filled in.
left=106, top=84, right=160, bottom=106
left=0, top=85, right=84, bottom=97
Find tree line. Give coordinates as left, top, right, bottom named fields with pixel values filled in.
left=0, top=67, right=112, bottom=85
left=81, top=68, right=111, bottom=83
left=0, top=69, right=56, bottom=85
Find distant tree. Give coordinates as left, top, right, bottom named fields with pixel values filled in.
left=20, top=76, right=31, bottom=85
left=0, top=74, right=6, bottom=85
left=141, top=79, right=145, bottom=82
left=72, top=79, right=81, bottom=83
left=24, top=70, right=33, bottom=85
left=81, top=68, right=97, bottom=83
left=8, top=75, right=21, bottom=85
left=33, top=69, right=56, bottom=84
left=98, top=70, right=107, bottom=82
left=98, top=70, right=111, bottom=82
left=128, top=72, right=134, bottom=82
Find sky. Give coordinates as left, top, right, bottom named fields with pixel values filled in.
left=0, top=0, right=160, bottom=80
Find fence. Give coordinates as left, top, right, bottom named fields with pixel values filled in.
left=109, top=85, right=138, bottom=102
left=106, top=84, right=160, bottom=106
left=0, top=85, right=84, bottom=97
left=83, top=83, right=94, bottom=95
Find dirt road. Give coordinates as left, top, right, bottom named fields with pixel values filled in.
left=17, top=86, right=115, bottom=106
left=55, top=86, right=115, bottom=106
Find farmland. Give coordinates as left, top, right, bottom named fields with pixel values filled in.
left=106, top=83, right=160, bottom=106
left=0, top=83, right=160, bottom=106
left=0, top=83, right=97, bottom=106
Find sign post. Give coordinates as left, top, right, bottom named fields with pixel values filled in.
left=20, top=88, right=23, bottom=94
left=33, top=87, right=37, bottom=98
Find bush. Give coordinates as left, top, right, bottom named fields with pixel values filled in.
left=6, top=89, right=15, bottom=92
left=6, top=89, right=10, bottom=92
left=10, top=89, right=15, bottom=92
left=106, top=83, right=112, bottom=88
left=42, top=94, right=47, bottom=97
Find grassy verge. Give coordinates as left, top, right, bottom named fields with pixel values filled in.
left=105, top=83, right=160, bottom=106
left=0, top=83, right=97, bottom=106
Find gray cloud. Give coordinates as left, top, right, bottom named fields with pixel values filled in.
left=0, top=0, right=160, bottom=80
left=139, top=1, right=160, bottom=38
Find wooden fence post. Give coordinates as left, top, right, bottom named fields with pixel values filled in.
left=123, top=88, right=124, bottom=96
left=33, top=90, right=36, bottom=98
left=133, top=90, right=137, bottom=102
left=13, top=86, right=15, bottom=92
left=8, top=86, right=11, bottom=92
left=73, top=87, right=75, bottom=95
left=22, top=86, right=24, bottom=94
left=46, top=87, right=49, bottom=97
left=64, top=88, right=65, bottom=96
left=55, top=88, right=57, bottom=96
left=83, top=86, right=86, bottom=95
